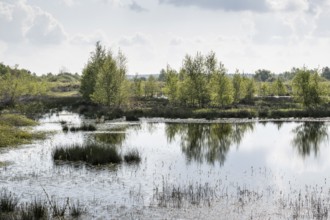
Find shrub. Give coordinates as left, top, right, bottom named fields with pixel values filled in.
left=124, top=149, right=141, bottom=163
left=53, top=144, right=122, bottom=165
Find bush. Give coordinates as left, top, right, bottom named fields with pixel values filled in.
left=53, top=144, right=122, bottom=165
left=124, top=149, right=141, bottom=163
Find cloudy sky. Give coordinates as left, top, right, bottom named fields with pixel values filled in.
left=1, top=0, right=330, bottom=75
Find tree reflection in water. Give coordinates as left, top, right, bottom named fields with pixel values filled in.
left=165, top=123, right=254, bottom=165
left=292, top=122, right=329, bottom=158
left=94, top=124, right=141, bottom=145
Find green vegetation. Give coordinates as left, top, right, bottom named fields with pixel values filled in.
left=124, top=149, right=141, bottom=163
left=2, top=43, right=330, bottom=119
left=53, top=144, right=122, bottom=165
left=0, top=188, right=86, bottom=220
left=62, top=124, right=97, bottom=132
left=0, top=190, right=18, bottom=212
left=0, top=114, right=44, bottom=148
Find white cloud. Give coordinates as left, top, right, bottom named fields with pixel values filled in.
left=25, top=9, right=67, bottom=45
left=0, top=0, right=66, bottom=45
left=70, top=31, right=108, bottom=45
left=159, top=0, right=270, bottom=12
left=129, top=1, right=148, bottom=12
left=118, top=33, right=150, bottom=46
left=170, top=37, right=183, bottom=46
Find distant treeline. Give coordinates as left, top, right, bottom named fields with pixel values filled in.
left=80, top=42, right=329, bottom=109
left=1, top=41, right=330, bottom=110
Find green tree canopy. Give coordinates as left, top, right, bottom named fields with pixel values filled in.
left=80, top=41, right=107, bottom=101
left=292, top=68, right=325, bottom=108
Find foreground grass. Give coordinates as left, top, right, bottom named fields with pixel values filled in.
left=53, top=143, right=122, bottom=165
left=0, top=114, right=44, bottom=148
left=0, top=189, right=85, bottom=219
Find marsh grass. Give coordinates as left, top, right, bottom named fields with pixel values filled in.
left=0, top=114, right=37, bottom=127
left=53, top=143, right=122, bottom=165
left=69, top=200, right=85, bottom=218
left=154, top=180, right=216, bottom=208
left=20, top=199, right=48, bottom=220
left=124, top=149, right=141, bottom=163
left=62, top=124, right=96, bottom=132
left=0, top=189, right=18, bottom=212
left=0, top=114, right=44, bottom=148
left=51, top=198, right=68, bottom=218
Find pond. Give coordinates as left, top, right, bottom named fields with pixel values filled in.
left=1, top=111, right=330, bottom=219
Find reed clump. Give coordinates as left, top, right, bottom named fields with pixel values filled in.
left=53, top=143, right=122, bottom=165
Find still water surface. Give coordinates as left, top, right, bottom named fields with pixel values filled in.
left=1, top=111, right=330, bottom=219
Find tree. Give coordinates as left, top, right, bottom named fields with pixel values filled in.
left=163, top=66, right=179, bottom=103
left=80, top=41, right=106, bottom=101
left=257, top=82, right=270, bottom=97
left=321, top=66, right=330, bottom=80
left=292, top=68, right=324, bottom=108
left=91, top=50, right=128, bottom=107
left=0, top=67, right=47, bottom=106
left=182, top=52, right=210, bottom=107
left=254, top=69, right=274, bottom=82
left=132, top=74, right=144, bottom=98
left=243, top=77, right=256, bottom=101
left=209, top=63, right=233, bottom=107
left=232, top=71, right=244, bottom=103
left=144, top=75, right=158, bottom=97
left=158, top=69, right=166, bottom=82
left=272, top=78, right=286, bottom=96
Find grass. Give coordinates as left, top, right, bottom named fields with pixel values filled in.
left=124, top=149, right=141, bottom=163
left=51, top=198, right=68, bottom=218
left=62, top=124, right=97, bottom=132
left=0, top=189, right=18, bottom=212
left=0, top=113, right=44, bottom=148
left=53, top=143, right=122, bottom=165
left=69, top=200, right=85, bottom=218
left=0, top=188, right=86, bottom=219
left=21, top=199, right=48, bottom=220
left=0, top=114, right=37, bottom=127
left=153, top=180, right=216, bottom=208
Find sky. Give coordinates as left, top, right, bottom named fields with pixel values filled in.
left=1, top=0, right=330, bottom=75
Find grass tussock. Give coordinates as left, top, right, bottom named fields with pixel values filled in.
left=0, top=189, right=18, bottom=213
left=0, top=114, right=37, bottom=127
left=62, top=124, right=96, bottom=132
left=69, top=200, right=85, bottom=218
left=53, top=143, right=122, bottom=165
left=51, top=198, right=68, bottom=218
left=124, top=149, right=141, bottom=163
left=20, top=199, right=48, bottom=220
left=0, top=114, right=43, bottom=148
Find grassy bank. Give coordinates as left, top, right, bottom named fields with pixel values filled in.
left=6, top=94, right=330, bottom=121
left=0, top=114, right=44, bottom=148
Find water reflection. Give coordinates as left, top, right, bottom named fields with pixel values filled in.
left=292, top=122, right=329, bottom=157
left=94, top=133, right=126, bottom=145
left=165, top=123, right=254, bottom=165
